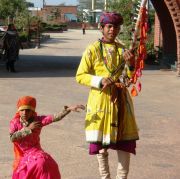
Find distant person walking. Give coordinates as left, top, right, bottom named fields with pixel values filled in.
left=82, top=22, right=86, bottom=35
left=2, top=24, right=22, bottom=72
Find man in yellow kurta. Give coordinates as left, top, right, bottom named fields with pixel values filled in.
left=76, top=12, right=139, bottom=179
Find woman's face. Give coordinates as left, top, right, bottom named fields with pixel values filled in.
left=19, top=109, right=34, bottom=121
left=100, top=24, right=120, bottom=43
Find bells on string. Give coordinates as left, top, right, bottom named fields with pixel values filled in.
left=119, top=64, right=143, bottom=97
left=119, top=63, right=134, bottom=87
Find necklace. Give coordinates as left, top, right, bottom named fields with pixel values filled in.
left=99, top=40, right=123, bottom=75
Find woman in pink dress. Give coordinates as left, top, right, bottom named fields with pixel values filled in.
left=9, top=96, right=84, bottom=179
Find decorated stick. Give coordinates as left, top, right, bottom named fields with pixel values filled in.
left=130, top=0, right=148, bottom=50
left=124, top=0, right=149, bottom=96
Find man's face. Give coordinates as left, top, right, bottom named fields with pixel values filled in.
left=19, top=109, right=34, bottom=121
left=100, top=23, right=120, bottom=43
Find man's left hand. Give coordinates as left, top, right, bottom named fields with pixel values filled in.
left=123, top=49, right=135, bottom=67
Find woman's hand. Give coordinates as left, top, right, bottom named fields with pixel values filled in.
left=66, top=104, right=85, bottom=112
left=28, top=121, right=42, bottom=130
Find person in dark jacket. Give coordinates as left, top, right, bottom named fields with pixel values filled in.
left=3, top=24, right=22, bottom=72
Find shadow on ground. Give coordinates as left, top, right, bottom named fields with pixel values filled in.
left=0, top=54, right=171, bottom=78
left=42, top=37, right=81, bottom=44
left=0, top=55, right=81, bottom=78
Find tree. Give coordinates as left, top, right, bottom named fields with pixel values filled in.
left=106, top=0, right=141, bottom=47
left=108, top=0, right=138, bottom=26
left=51, top=8, right=61, bottom=20
left=0, top=0, right=30, bottom=34
left=14, top=10, right=29, bottom=31
left=0, top=0, right=27, bottom=20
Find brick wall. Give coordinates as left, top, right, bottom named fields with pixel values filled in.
left=154, top=13, right=162, bottom=48
left=164, top=0, right=180, bottom=76
left=67, top=22, right=98, bottom=29
left=152, top=0, right=180, bottom=76
left=41, top=5, right=78, bottom=24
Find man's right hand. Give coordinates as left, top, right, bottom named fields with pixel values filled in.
left=101, top=77, right=114, bottom=92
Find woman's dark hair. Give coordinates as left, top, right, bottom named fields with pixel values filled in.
left=7, top=24, right=16, bottom=31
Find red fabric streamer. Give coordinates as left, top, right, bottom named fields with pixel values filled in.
left=130, top=7, right=148, bottom=97
left=131, top=86, right=138, bottom=97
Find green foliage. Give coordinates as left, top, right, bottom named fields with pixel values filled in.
left=14, top=11, right=29, bottom=31
left=0, top=0, right=29, bottom=33
left=146, top=30, right=154, bottom=54
left=107, top=0, right=138, bottom=47
left=77, top=11, right=83, bottom=22
left=41, top=23, right=65, bottom=32
left=19, top=31, right=28, bottom=42
left=145, top=22, right=162, bottom=65
left=51, top=8, right=61, bottom=20
left=29, top=16, right=40, bottom=25
left=108, top=0, right=136, bottom=26
left=0, top=0, right=27, bottom=19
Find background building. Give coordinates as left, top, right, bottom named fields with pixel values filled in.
left=29, top=5, right=78, bottom=25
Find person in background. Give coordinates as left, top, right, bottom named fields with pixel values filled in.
left=76, top=11, right=139, bottom=179
left=9, top=95, right=85, bottom=179
left=3, top=24, right=22, bottom=72
left=82, top=22, right=86, bottom=35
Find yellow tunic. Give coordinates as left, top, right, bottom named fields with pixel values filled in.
left=76, top=40, right=139, bottom=145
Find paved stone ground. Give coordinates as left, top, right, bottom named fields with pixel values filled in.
left=0, top=29, right=180, bottom=179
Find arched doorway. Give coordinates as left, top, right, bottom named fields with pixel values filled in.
left=151, top=0, right=180, bottom=76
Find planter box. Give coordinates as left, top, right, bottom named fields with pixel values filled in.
left=21, top=42, right=30, bottom=49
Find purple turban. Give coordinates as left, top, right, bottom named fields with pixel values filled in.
left=99, top=12, right=123, bottom=26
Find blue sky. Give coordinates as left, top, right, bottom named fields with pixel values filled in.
left=28, top=0, right=78, bottom=8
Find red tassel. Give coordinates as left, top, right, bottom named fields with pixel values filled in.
left=132, top=73, right=137, bottom=84
left=140, top=60, right=144, bottom=69
left=131, top=86, right=138, bottom=97
left=137, top=82, right=142, bottom=92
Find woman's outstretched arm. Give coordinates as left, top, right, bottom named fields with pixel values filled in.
left=53, top=104, right=85, bottom=122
